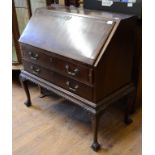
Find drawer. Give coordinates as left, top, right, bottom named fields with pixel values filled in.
left=23, top=61, right=93, bottom=101
left=21, top=44, right=93, bottom=84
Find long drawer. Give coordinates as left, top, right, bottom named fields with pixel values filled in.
left=21, top=44, right=93, bottom=85
left=23, top=61, right=93, bottom=101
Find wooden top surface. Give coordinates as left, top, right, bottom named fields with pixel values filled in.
left=19, top=7, right=132, bottom=65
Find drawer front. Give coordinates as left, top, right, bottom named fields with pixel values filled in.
left=21, top=44, right=93, bottom=84
left=23, top=61, right=93, bottom=101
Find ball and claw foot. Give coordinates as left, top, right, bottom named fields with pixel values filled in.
left=91, top=142, right=101, bottom=152
left=124, top=117, right=133, bottom=125
left=24, top=100, right=32, bottom=107
left=39, top=94, right=47, bottom=98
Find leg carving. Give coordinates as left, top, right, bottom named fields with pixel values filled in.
left=91, top=113, right=101, bottom=152
left=124, top=93, right=135, bottom=125
left=19, top=74, right=32, bottom=107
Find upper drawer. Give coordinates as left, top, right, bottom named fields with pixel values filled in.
left=21, top=44, right=93, bottom=85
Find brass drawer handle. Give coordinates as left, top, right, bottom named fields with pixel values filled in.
left=65, top=65, right=79, bottom=76
left=30, top=65, right=40, bottom=74
left=28, top=51, right=39, bottom=60
left=66, top=81, right=79, bottom=92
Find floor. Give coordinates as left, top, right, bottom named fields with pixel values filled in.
left=13, top=72, right=142, bottom=155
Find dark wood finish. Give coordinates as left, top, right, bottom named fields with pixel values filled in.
left=124, top=91, right=136, bottom=124
left=38, top=85, right=47, bottom=98
left=134, top=68, right=142, bottom=110
left=21, top=44, right=93, bottom=85
left=94, top=18, right=136, bottom=102
left=19, top=74, right=32, bottom=107
left=19, top=8, right=116, bottom=65
left=23, top=60, right=93, bottom=100
left=132, top=20, right=142, bottom=111
left=91, top=113, right=101, bottom=151
left=12, top=0, right=22, bottom=64
left=20, top=70, right=135, bottom=114
left=65, top=0, right=80, bottom=7
left=19, top=7, right=137, bottom=151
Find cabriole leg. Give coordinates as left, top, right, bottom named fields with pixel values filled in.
left=38, top=86, right=47, bottom=98
left=91, top=113, right=101, bottom=152
left=124, top=93, right=134, bottom=125
left=19, top=74, right=32, bottom=107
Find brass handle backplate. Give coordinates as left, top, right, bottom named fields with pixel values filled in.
left=65, top=65, right=79, bottom=76
left=30, top=65, right=40, bottom=74
left=66, top=81, right=79, bottom=92
left=28, top=51, right=39, bottom=60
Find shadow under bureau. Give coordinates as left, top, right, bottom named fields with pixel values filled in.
left=19, top=6, right=137, bottom=151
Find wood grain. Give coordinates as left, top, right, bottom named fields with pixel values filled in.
left=13, top=78, right=141, bottom=155
left=19, top=8, right=116, bottom=65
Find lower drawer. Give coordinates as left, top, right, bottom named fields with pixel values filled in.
left=23, top=61, right=93, bottom=101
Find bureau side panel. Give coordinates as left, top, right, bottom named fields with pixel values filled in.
left=94, top=18, right=136, bottom=102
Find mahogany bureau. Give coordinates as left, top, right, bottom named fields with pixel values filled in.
left=19, top=6, right=137, bottom=151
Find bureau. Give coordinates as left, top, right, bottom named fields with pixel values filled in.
left=19, top=6, right=137, bottom=151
